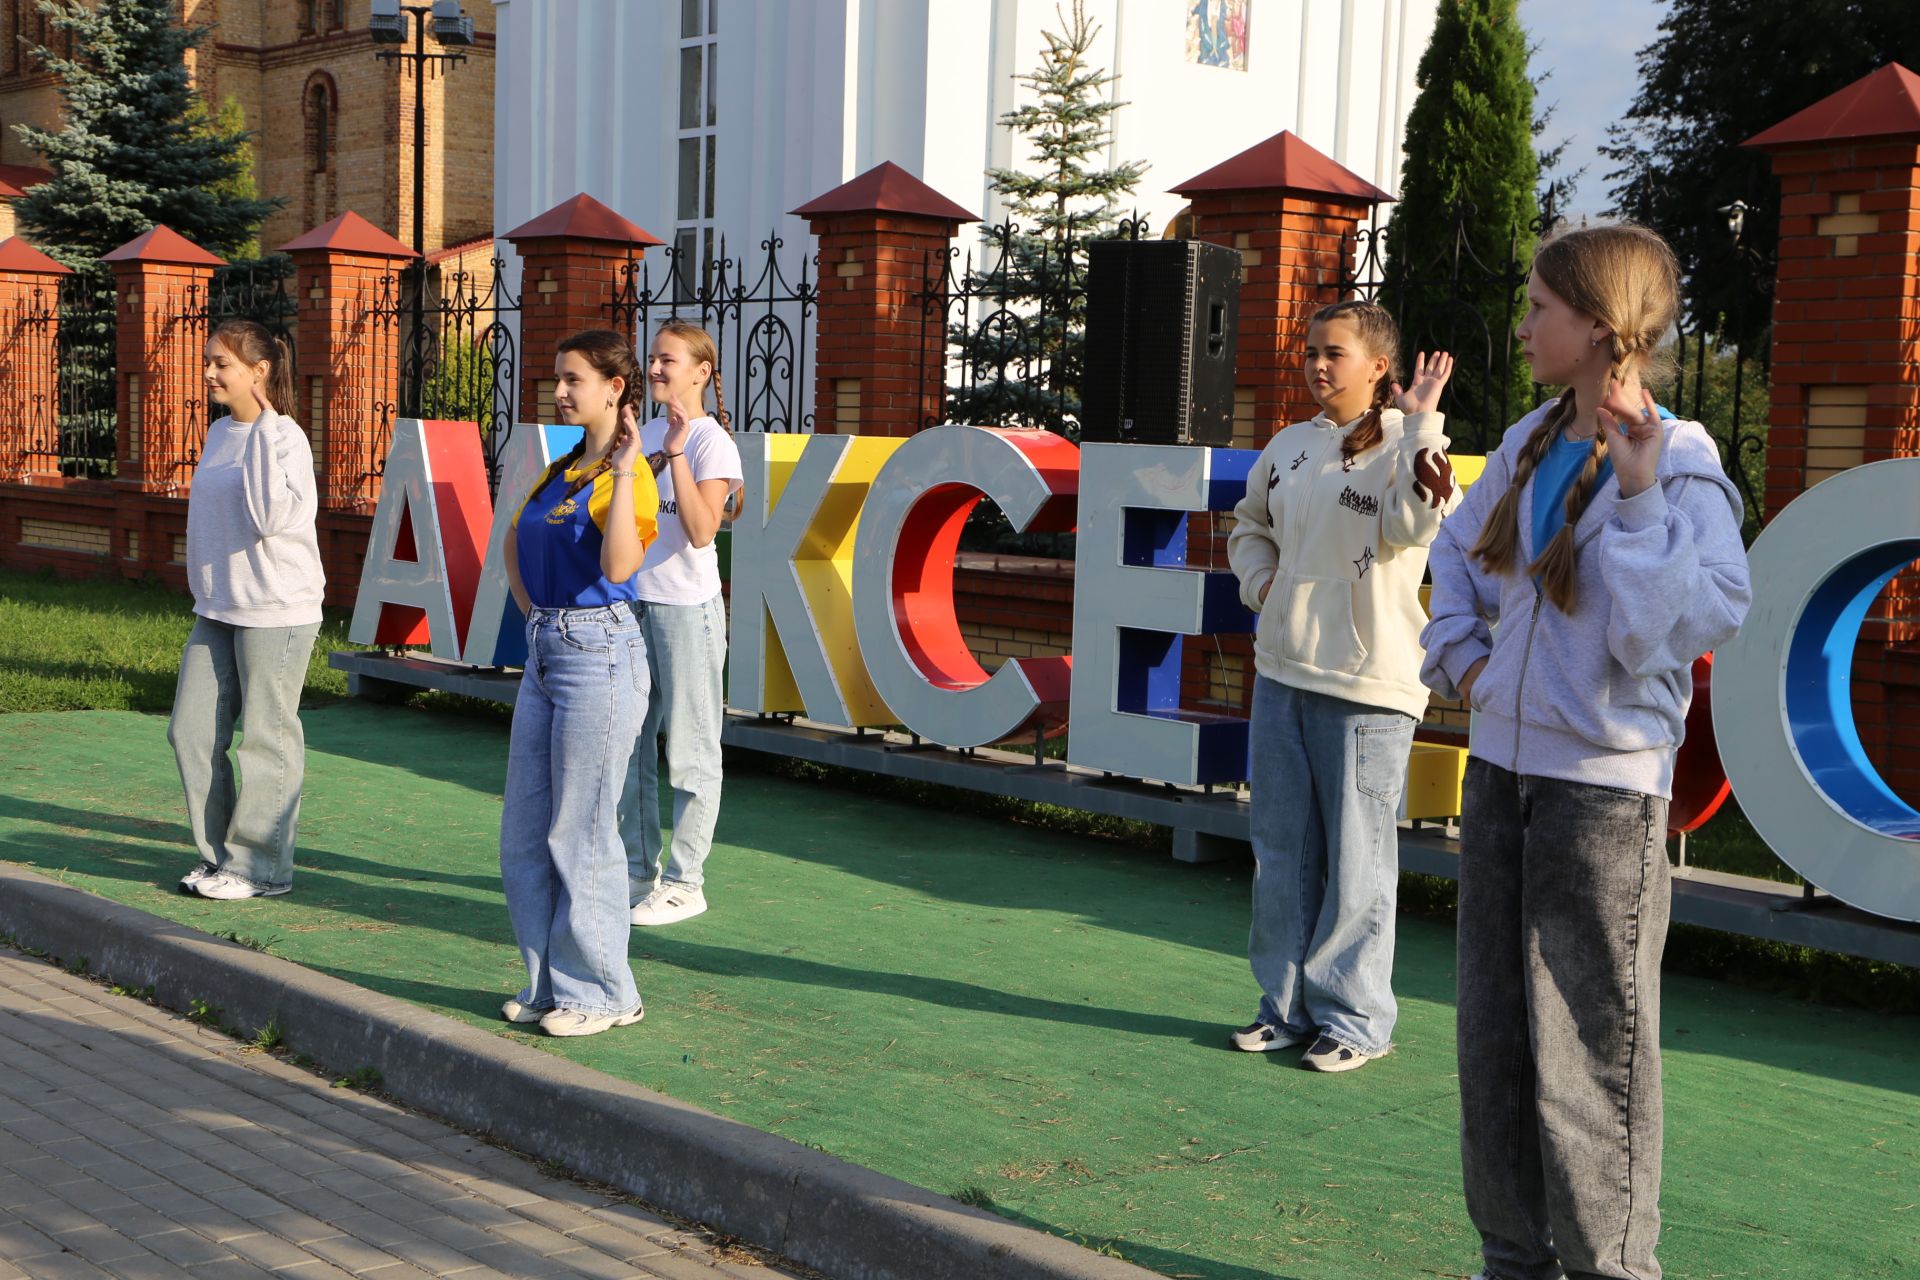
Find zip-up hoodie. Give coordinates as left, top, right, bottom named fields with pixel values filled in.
left=1228, top=407, right=1460, bottom=719
left=1418, top=401, right=1751, bottom=798
left=185, top=410, right=326, bottom=628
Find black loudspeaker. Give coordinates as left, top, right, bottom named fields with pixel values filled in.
left=1080, top=238, right=1241, bottom=446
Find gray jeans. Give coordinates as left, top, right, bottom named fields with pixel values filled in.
left=617, top=593, right=727, bottom=896
left=1457, top=758, right=1671, bottom=1280
left=167, top=616, right=322, bottom=890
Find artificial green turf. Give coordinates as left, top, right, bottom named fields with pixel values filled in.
left=0, top=706, right=1913, bottom=1279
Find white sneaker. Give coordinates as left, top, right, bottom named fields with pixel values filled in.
left=193, top=872, right=289, bottom=900
left=178, top=863, right=217, bottom=893
left=540, top=1005, right=644, bottom=1037
left=1230, top=1021, right=1309, bottom=1052
left=630, top=882, right=707, bottom=927
left=1300, top=1034, right=1388, bottom=1073
left=501, top=998, right=546, bottom=1024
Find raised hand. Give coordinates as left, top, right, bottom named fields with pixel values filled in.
left=609, top=405, right=644, bottom=471
left=1598, top=386, right=1663, bottom=499
left=663, top=397, right=692, bottom=456
left=1392, top=351, right=1454, bottom=416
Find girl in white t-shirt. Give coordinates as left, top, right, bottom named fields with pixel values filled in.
left=617, top=320, right=744, bottom=926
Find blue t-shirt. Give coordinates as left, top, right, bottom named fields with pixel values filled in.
left=512, top=459, right=660, bottom=608
left=1530, top=404, right=1675, bottom=555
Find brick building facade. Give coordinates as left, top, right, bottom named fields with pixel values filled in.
left=0, top=0, right=494, bottom=260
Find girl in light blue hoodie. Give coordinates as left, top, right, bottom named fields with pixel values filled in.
left=1420, top=225, right=1750, bottom=1280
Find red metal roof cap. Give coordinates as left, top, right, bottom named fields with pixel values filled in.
left=1171, top=130, right=1392, bottom=202
left=791, top=162, right=979, bottom=222
left=0, top=163, right=52, bottom=191
left=101, top=225, right=226, bottom=267
left=1744, top=63, right=1920, bottom=149
left=503, top=193, right=664, bottom=246
left=0, top=236, right=71, bottom=274
left=278, top=210, right=418, bottom=258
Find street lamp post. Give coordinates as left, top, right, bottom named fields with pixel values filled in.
left=371, top=0, right=472, bottom=415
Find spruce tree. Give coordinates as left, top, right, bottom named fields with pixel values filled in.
left=1378, top=0, right=1540, bottom=453
left=947, top=0, right=1147, bottom=434
left=13, top=0, right=280, bottom=270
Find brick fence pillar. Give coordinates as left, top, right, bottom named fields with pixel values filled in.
left=280, top=211, right=419, bottom=511
left=0, top=236, right=70, bottom=483
left=101, top=226, right=226, bottom=495
left=1746, top=62, right=1920, bottom=802
left=1174, top=131, right=1390, bottom=451
left=503, top=193, right=662, bottom=427
left=1167, top=133, right=1389, bottom=717
left=794, top=162, right=977, bottom=436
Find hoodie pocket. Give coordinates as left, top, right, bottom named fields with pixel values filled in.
left=1276, top=575, right=1369, bottom=675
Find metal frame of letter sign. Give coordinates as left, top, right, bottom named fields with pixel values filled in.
left=1713, top=457, right=1920, bottom=922
left=1068, top=443, right=1257, bottom=785
left=462, top=422, right=585, bottom=667
left=347, top=419, right=492, bottom=659
left=851, top=426, right=1080, bottom=747
left=728, top=433, right=905, bottom=725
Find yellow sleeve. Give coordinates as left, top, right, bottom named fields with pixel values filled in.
left=586, top=469, right=660, bottom=550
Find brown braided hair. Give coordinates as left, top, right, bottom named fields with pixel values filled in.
left=1469, top=224, right=1679, bottom=611
left=1306, top=300, right=1401, bottom=461
left=528, top=329, right=645, bottom=505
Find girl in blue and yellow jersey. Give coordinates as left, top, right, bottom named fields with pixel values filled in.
left=499, top=329, right=660, bottom=1038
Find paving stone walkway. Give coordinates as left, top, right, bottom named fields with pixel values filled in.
left=0, top=947, right=812, bottom=1279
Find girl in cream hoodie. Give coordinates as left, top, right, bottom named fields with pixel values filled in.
left=1226, top=300, right=1458, bottom=1071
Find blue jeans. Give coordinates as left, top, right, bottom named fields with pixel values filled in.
left=617, top=593, right=727, bottom=897
left=168, top=617, right=321, bottom=891
left=1247, top=676, right=1414, bottom=1054
left=500, top=603, right=649, bottom=1017
left=1457, top=759, right=1670, bottom=1280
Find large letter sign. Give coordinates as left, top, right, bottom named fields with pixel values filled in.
left=462, top=422, right=584, bottom=667
left=1069, top=443, right=1257, bottom=785
left=348, top=419, right=492, bottom=659
left=728, top=433, right=904, bottom=726
left=1714, top=457, right=1920, bottom=922
left=852, top=426, right=1079, bottom=747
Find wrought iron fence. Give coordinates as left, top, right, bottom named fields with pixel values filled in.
left=1670, top=323, right=1770, bottom=538
left=4, top=272, right=116, bottom=479
left=1341, top=200, right=1549, bottom=456
left=54, top=273, right=117, bottom=478
left=351, top=257, right=523, bottom=498
left=130, top=258, right=300, bottom=486
left=916, top=214, right=1145, bottom=436
left=605, top=235, right=818, bottom=435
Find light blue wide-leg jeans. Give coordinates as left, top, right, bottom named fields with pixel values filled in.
left=500, top=604, right=649, bottom=1017
left=618, top=592, right=727, bottom=898
left=1246, top=675, right=1414, bottom=1055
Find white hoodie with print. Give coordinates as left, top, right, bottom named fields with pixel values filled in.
left=1227, top=407, right=1459, bottom=719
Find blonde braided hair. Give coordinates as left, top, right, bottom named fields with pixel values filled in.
left=1470, top=225, right=1678, bottom=611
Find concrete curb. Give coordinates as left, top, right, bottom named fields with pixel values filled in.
left=0, top=865, right=1156, bottom=1280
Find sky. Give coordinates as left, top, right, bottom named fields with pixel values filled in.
left=1516, top=0, right=1670, bottom=222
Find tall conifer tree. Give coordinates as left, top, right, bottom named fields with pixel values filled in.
left=13, top=0, right=280, bottom=270
left=948, top=0, right=1147, bottom=432
left=1379, top=0, right=1540, bottom=449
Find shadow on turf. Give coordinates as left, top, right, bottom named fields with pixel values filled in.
left=4, top=761, right=1917, bottom=1103
left=303, top=703, right=508, bottom=797
left=0, top=794, right=517, bottom=949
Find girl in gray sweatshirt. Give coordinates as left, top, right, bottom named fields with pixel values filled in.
left=170, top=320, right=325, bottom=902
left=1420, top=226, right=1750, bottom=1280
